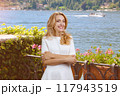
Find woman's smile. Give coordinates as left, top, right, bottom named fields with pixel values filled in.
left=58, top=26, right=64, bottom=29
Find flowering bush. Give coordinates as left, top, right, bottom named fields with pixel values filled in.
left=76, top=46, right=120, bottom=65
left=0, top=23, right=46, bottom=36
left=0, top=24, right=45, bottom=79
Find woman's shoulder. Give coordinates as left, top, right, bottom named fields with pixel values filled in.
left=42, top=36, right=46, bottom=40
left=42, top=36, right=56, bottom=40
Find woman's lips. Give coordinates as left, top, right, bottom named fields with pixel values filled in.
left=58, top=26, right=64, bottom=29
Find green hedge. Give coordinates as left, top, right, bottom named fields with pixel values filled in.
left=0, top=24, right=45, bottom=80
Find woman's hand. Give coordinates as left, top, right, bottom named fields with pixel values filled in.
left=42, top=51, right=54, bottom=61
left=65, top=55, right=77, bottom=65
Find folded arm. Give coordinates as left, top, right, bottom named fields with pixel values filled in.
left=42, top=51, right=75, bottom=60
left=42, top=51, right=76, bottom=66
left=41, top=37, right=76, bottom=66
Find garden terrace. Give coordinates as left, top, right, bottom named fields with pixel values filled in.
left=0, top=35, right=120, bottom=80
left=25, top=55, right=120, bottom=80
left=0, top=24, right=120, bottom=80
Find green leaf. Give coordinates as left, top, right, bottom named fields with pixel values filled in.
left=109, top=44, right=112, bottom=46
left=1, top=46, right=6, bottom=49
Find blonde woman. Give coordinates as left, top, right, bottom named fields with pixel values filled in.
left=41, top=12, right=76, bottom=80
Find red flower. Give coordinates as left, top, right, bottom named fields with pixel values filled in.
left=76, top=48, right=80, bottom=52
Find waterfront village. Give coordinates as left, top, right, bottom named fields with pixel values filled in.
left=0, top=2, right=48, bottom=10
left=0, top=2, right=118, bottom=11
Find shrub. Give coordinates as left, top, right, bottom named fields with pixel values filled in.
left=0, top=24, right=45, bottom=79
left=76, top=46, right=120, bottom=65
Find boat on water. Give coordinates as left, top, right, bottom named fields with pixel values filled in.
left=89, top=12, right=105, bottom=17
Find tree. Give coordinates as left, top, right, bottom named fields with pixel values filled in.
left=31, top=1, right=37, bottom=9
left=115, top=2, right=120, bottom=9
left=41, top=0, right=47, bottom=5
left=0, top=0, right=120, bottom=10
left=81, top=1, right=87, bottom=10
left=92, top=5, right=99, bottom=10
left=110, top=2, right=117, bottom=8
left=73, top=2, right=80, bottom=10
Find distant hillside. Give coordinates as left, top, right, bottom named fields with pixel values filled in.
left=0, top=0, right=120, bottom=10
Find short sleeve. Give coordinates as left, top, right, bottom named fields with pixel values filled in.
left=69, top=37, right=76, bottom=55
left=41, top=37, right=49, bottom=53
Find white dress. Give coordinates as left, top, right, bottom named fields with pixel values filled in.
left=41, top=36, right=76, bottom=80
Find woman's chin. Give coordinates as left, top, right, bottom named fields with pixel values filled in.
left=59, top=29, right=65, bottom=32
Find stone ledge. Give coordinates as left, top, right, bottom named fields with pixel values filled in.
left=0, top=35, right=33, bottom=42
left=0, top=35, right=17, bottom=42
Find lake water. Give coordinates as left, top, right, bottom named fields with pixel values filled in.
left=0, top=10, right=120, bottom=53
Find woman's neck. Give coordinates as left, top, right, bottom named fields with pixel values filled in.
left=56, top=31, right=64, bottom=37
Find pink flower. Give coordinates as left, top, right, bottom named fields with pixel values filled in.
left=96, top=47, right=100, bottom=54
left=108, top=50, right=111, bottom=54
left=80, top=53, right=83, bottom=55
left=105, top=48, right=114, bottom=55
left=38, top=45, right=41, bottom=50
left=109, top=48, right=112, bottom=51
left=32, top=44, right=37, bottom=49
left=76, top=48, right=80, bottom=52
left=111, top=51, right=113, bottom=54
left=104, top=58, right=106, bottom=60
left=96, top=51, right=98, bottom=54
left=84, top=52, right=89, bottom=56
left=97, top=47, right=100, bottom=51
left=92, top=59, right=95, bottom=62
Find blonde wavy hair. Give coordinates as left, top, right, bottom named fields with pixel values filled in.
left=45, top=12, right=71, bottom=45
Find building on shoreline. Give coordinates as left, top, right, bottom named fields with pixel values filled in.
left=0, top=6, right=21, bottom=10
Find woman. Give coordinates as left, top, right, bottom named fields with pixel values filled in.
left=41, top=12, right=76, bottom=80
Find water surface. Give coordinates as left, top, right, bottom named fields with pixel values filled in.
left=0, top=10, right=120, bottom=53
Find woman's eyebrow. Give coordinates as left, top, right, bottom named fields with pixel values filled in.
left=56, top=19, right=65, bottom=21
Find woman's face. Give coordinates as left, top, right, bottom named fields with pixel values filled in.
left=54, top=15, right=65, bottom=33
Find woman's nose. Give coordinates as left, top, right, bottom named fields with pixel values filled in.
left=60, top=21, right=64, bottom=25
